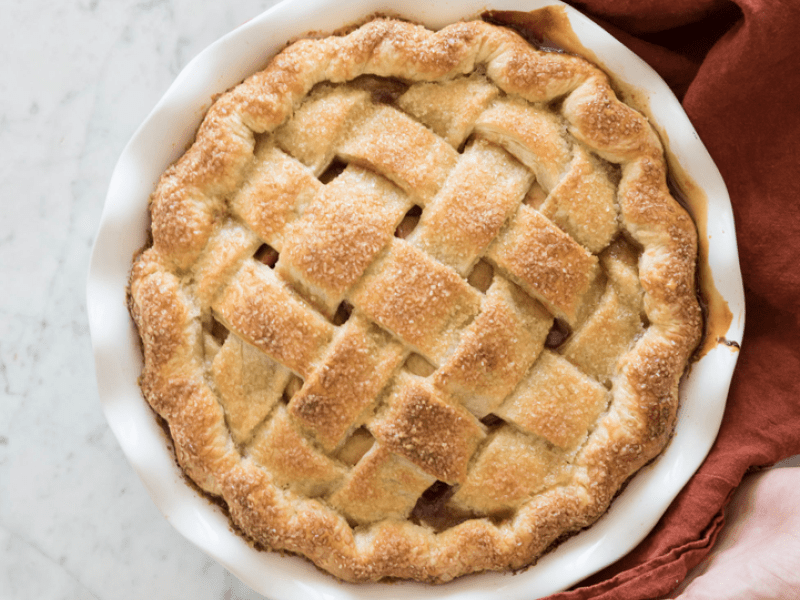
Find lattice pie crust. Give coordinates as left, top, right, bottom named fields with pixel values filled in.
left=129, top=17, right=703, bottom=582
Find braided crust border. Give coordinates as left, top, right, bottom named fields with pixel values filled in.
left=129, top=18, right=702, bottom=582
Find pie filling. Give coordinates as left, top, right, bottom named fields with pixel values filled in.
left=130, top=15, right=702, bottom=583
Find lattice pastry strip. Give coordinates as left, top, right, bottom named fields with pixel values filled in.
left=211, top=260, right=334, bottom=378
left=276, top=164, right=413, bottom=316
left=407, top=137, right=533, bottom=275
left=496, top=350, right=610, bottom=452
left=487, top=204, right=599, bottom=325
left=288, top=312, right=406, bottom=453
left=540, top=145, right=619, bottom=253
left=329, top=442, right=436, bottom=526
left=396, top=73, right=499, bottom=148
left=370, top=374, right=486, bottom=484
left=450, top=425, right=568, bottom=515
left=229, top=142, right=322, bottom=251
left=348, top=238, right=482, bottom=365
left=472, top=98, right=572, bottom=192
left=211, top=332, right=291, bottom=445
left=433, top=276, right=552, bottom=418
left=277, top=81, right=465, bottom=209
left=190, top=220, right=262, bottom=309
left=337, top=103, right=459, bottom=203
left=274, top=84, right=372, bottom=176
left=562, top=237, right=646, bottom=384
left=248, top=405, right=347, bottom=498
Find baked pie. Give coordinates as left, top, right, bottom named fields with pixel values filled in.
left=129, top=15, right=702, bottom=583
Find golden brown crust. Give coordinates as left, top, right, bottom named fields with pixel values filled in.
left=372, top=376, right=486, bottom=484
left=434, top=277, right=552, bottom=417
left=288, top=314, right=404, bottom=452
left=487, top=205, right=600, bottom=324
left=349, top=239, right=482, bottom=363
left=409, top=138, right=533, bottom=273
left=129, top=17, right=702, bottom=583
left=277, top=165, right=409, bottom=313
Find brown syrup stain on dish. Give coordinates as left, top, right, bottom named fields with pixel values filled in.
left=666, top=162, right=734, bottom=360
left=482, top=7, right=603, bottom=64
left=717, top=337, right=740, bottom=349
left=482, top=7, right=734, bottom=361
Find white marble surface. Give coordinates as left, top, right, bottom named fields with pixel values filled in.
left=2, top=1, right=798, bottom=599
left=0, top=1, right=280, bottom=598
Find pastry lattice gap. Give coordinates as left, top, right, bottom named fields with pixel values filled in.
left=198, top=73, right=648, bottom=531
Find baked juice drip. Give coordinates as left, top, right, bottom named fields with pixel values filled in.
left=129, top=15, right=702, bottom=582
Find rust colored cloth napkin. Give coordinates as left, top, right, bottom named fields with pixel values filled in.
left=541, top=1, right=800, bottom=598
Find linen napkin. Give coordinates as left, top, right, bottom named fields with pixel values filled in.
left=543, top=1, right=800, bottom=598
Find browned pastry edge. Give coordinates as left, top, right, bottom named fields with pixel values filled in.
left=128, top=18, right=703, bottom=582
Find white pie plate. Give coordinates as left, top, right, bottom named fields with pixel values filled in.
left=87, top=0, right=745, bottom=598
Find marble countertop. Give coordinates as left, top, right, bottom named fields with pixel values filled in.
left=1, top=1, right=279, bottom=598
left=2, top=1, right=797, bottom=599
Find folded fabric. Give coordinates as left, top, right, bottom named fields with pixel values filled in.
left=541, top=1, right=800, bottom=598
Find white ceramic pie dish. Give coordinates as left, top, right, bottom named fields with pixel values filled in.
left=87, top=0, right=745, bottom=598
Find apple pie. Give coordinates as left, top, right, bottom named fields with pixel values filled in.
left=129, top=16, right=702, bottom=582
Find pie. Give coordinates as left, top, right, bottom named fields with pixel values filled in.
left=128, top=15, right=703, bottom=583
